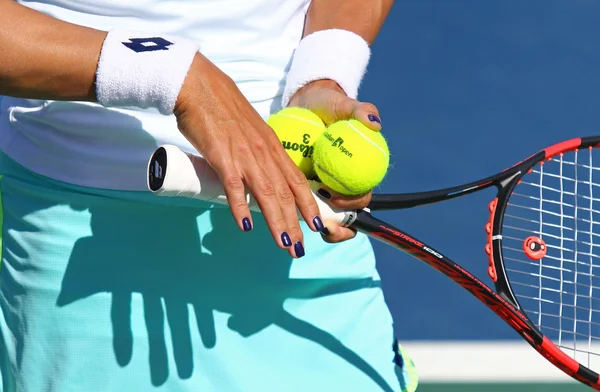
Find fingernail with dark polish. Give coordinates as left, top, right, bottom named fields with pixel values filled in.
left=320, top=227, right=330, bottom=236
left=313, top=216, right=325, bottom=232
left=294, top=241, right=305, bottom=258
left=317, top=189, right=331, bottom=200
left=242, top=217, right=252, bottom=232
left=281, top=232, right=292, bottom=247
left=368, top=114, right=381, bottom=124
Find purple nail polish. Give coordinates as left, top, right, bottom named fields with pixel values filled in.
left=242, top=217, right=252, bottom=231
left=294, top=241, right=305, bottom=258
left=313, top=216, right=325, bottom=232
left=320, top=227, right=330, bottom=236
left=368, top=114, right=381, bottom=124
left=317, top=189, right=331, bottom=199
left=281, top=232, right=292, bottom=247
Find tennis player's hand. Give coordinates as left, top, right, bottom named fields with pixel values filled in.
left=174, top=54, right=325, bottom=258
left=288, top=79, right=381, bottom=243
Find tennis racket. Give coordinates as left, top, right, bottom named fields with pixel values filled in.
left=147, top=137, right=600, bottom=389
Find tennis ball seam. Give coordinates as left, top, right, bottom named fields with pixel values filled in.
left=347, top=121, right=387, bottom=157
left=313, top=161, right=358, bottom=195
left=278, top=113, right=324, bottom=128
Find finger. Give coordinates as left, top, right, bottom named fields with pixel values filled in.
left=327, top=97, right=381, bottom=131
left=326, top=95, right=360, bottom=125
left=316, top=185, right=372, bottom=211
left=272, top=176, right=306, bottom=259
left=350, top=101, right=382, bottom=132
left=237, top=135, right=307, bottom=258
left=254, top=144, right=307, bottom=258
left=211, top=142, right=291, bottom=252
left=319, top=220, right=357, bottom=244
left=209, top=153, right=255, bottom=233
left=275, top=147, right=326, bottom=235
left=239, top=160, right=295, bottom=253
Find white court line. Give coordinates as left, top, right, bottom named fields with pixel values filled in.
left=401, top=341, right=582, bottom=382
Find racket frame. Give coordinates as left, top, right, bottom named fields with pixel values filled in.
left=359, top=137, right=600, bottom=388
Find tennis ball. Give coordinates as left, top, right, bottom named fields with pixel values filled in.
left=313, top=119, right=389, bottom=195
left=266, top=107, right=325, bottom=179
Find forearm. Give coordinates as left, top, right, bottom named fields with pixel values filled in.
left=0, top=0, right=105, bottom=101
left=304, top=0, right=394, bottom=43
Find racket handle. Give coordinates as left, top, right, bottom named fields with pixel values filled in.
left=147, top=145, right=357, bottom=226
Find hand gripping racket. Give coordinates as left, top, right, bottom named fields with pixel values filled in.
left=147, top=137, right=600, bottom=389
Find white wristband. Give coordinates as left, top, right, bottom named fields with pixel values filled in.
left=282, top=29, right=371, bottom=107
left=96, top=29, right=199, bottom=115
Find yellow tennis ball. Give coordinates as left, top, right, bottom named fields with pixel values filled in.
left=313, top=119, right=389, bottom=195
left=266, top=107, right=325, bottom=179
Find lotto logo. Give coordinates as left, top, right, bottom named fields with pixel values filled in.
left=122, top=37, right=174, bottom=53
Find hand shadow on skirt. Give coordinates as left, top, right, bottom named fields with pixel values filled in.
left=57, top=201, right=392, bottom=390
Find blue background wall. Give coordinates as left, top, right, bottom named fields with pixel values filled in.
left=363, top=0, right=600, bottom=341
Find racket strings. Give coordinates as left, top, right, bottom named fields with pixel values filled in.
left=502, top=148, right=600, bottom=368
left=507, top=203, right=600, bottom=226
left=505, top=256, right=576, bottom=275
left=504, top=243, right=600, bottom=266
left=509, top=268, right=596, bottom=289
left=539, top=322, right=600, bottom=338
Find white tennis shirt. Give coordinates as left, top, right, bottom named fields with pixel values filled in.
left=0, top=0, right=311, bottom=190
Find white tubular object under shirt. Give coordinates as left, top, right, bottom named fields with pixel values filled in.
left=96, top=29, right=199, bottom=115
left=282, top=29, right=371, bottom=107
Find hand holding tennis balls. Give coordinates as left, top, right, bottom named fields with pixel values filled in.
left=313, top=119, right=389, bottom=196
left=285, top=79, right=384, bottom=243
left=266, top=107, right=325, bottom=179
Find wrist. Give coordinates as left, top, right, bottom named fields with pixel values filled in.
left=282, top=29, right=371, bottom=108
left=174, top=53, right=205, bottom=117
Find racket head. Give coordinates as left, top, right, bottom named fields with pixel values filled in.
left=490, top=136, right=600, bottom=386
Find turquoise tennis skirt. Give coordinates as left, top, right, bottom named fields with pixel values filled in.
left=0, top=151, right=416, bottom=392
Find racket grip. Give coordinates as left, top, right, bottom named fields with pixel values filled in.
left=147, top=145, right=357, bottom=226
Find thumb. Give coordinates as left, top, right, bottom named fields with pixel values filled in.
left=291, top=80, right=383, bottom=130
left=327, top=96, right=382, bottom=132
left=350, top=101, right=382, bottom=132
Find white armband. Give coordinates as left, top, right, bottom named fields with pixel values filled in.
left=282, top=29, right=371, bottom=108
left=96, top=29, right=199, bottom=115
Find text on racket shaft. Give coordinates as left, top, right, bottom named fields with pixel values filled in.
left=379, top=225, right=444, bottom=259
